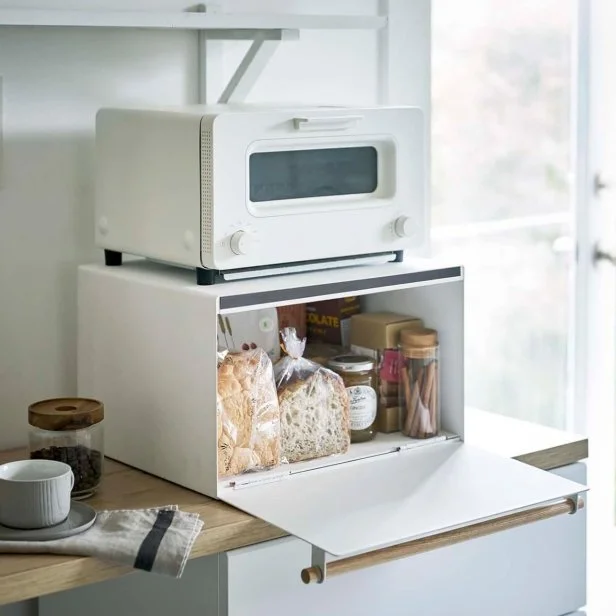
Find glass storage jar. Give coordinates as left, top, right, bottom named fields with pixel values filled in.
left=327, top=355, right=378, bottom=443
left=399, top=328, right=440, bottom=439
left=28, top=398, right=104, bottom=499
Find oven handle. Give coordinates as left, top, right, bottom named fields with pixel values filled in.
left=293, top=115, right=363, bottom=132
left=301, top=495, right=584, bottom=584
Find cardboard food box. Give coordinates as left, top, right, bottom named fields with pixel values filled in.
left=306, top=296, right=361, bottom=347
left=349, top=312, right=423, bottom=351
left=350, top=312, right=423, bottom=433
left=277, top=304, right=307, bottom=340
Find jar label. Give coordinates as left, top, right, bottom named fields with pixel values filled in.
left=347, top=386, right=377, bottom=430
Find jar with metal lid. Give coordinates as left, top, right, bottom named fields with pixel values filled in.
left=28, top=398, right=104, bottom=500
left=399, top=328, right=439, bottom=439
left=327, top=355, right=378, bottom=443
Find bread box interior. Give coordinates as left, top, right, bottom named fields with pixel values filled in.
left=78, top=259, right=586, bottom=566
left=217, top=271, right=464, bottom=490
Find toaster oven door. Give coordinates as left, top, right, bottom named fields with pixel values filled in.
left=220, top=439, right=586, bottom=581
left=246, top=141, right=388, bottom=216
left=242, top=112, right=407, bottom=217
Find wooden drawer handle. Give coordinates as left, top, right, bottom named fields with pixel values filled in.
left=301, top=496, right=584, bottom=584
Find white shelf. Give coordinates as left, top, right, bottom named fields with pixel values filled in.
left=0, top=9, right=386, bottom=31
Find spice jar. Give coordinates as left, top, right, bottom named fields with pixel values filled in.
left=327, top=355, right=378, bottom=443
left=399, top=328, right=439, bottom=439
left=28, top=398, right=104, bottom=500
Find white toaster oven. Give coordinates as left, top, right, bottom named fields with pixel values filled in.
left=95, top=104, right=426, bottom=285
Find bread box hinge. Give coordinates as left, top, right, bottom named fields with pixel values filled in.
left=229, top=469, right=291, bottom=490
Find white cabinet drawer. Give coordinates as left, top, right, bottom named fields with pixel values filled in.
left=223, top=462, right=586, bottom=616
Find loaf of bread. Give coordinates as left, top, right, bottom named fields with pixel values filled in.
left=217, top=349, right=281, bottom=477
left=278, top=368, right=350, bottom=463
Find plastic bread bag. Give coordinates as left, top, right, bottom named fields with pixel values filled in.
left=274, top=327, right=350, bottom=463
left=217, top=347, right=282, bottom=477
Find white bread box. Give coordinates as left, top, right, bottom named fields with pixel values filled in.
left=77, top=259, right=587, bottom=581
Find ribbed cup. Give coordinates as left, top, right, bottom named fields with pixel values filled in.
left=0, top=459, right=74, bottom=529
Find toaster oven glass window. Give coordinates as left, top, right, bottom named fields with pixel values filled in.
left=249, top=146, right=378, bottom=202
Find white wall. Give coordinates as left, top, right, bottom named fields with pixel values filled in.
left=0, top=0, right=427, bottom=450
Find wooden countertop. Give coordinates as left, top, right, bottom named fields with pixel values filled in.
left=0, top=410, right=587, bottom=606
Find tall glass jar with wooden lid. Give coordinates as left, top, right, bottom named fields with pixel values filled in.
left=28, top=398, right=104, bottom=499
left=399, top=328, right=439, bottom=439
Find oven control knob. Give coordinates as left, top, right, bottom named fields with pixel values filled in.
left=230, top=230, right=254, bottom=255
left=393, top=216, right=414, bottom=238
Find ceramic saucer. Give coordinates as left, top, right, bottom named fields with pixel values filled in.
left=0, top=501, right=97, bottom=541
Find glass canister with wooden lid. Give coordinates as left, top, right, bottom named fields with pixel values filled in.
left=28, top=398, right=104, bottom=499
left=399, top=328, right=440, bottom=439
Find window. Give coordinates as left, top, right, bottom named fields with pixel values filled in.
left=431, top=0, right=575, bottom=428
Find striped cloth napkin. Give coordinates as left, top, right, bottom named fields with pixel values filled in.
left=0, top=505, right=203, bottom=578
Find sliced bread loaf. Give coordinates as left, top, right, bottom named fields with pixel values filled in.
left=279, top=369, right=350, bottom=463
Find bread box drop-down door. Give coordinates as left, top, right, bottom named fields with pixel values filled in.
left=220, top=439, right=586, bottom=584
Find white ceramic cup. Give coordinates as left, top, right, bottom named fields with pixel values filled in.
left=0, top=459, right=74, bottom=529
